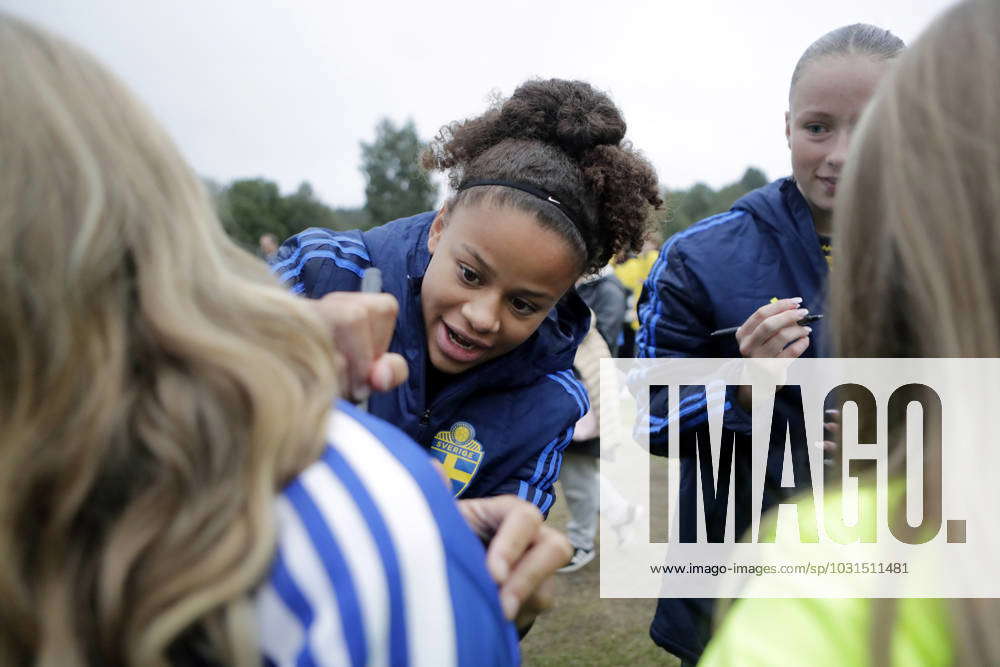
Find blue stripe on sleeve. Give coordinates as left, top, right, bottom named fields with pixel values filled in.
left=650, top=398, right=710, bottom=428
left=635, top=245, right=672, bottom=358
left=268, top=548, right=318, bottom=667
left=293, top=228, right=368, bottom=252
left=650, top=398, right=705, bottom=428
left=529, top=432, right=563, bottom=486
left=284, top=480, right=367, bottom=667
left=651, top=398, right=710, bottom=428
left=279, top=249, right=367, bottom=283
left=637, top=211, right=743, bottom=358
left=318, top=445, right=408, bottom=667
left=272, top=235, right=370, bottom=274
left=539, top=429, right=573, bottom=489
left=650, top=400, right=732, bottom=431
left=650, top=385, right=728, bottom=429
left=540, top=492, right=555, bottom=515
left=678, top=401, right=732, bottom=430
left=679, top=390, right=708, bottom=408
left=546, top=371, right=588, bottom=419
left=559, top=370, right=590, bottom=413
left=546, top=373, right=582, bottom=415
left=518, top=481, right=530, bottom=500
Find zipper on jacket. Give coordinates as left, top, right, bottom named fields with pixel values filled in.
left=416, top=373, right=477, bottom=444
left=416, top=408, right=433, bottom=445
left=417, top=376, right=480, bottom=445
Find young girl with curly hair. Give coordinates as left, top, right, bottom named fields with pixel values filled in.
left=276, top=80, right=661, bottom=514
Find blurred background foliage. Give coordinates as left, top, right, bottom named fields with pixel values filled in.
left=209, top=117, right=769, bottom=252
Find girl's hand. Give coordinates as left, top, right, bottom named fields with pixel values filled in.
left=312, top=291, right=408, bottom=400
left=457, top=496, right=572, bottom=630
left=735, top=298, right=813, bottom=360
left=734, top=298, right=812, bottom=410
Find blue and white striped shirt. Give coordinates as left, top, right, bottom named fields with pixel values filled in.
left=255, top=402, right=520, bottom=666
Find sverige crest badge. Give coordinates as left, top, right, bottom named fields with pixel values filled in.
left=430, top=421, right=483, bottom=496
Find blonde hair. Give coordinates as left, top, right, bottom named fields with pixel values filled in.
left=0, top=13, right=339, bottom=666
left=833, top=1, right=1000, bottom=359
left=832, top=0, right=1000, bottom=662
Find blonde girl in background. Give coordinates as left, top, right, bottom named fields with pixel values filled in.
left=637, top=22, right=905, bottom=664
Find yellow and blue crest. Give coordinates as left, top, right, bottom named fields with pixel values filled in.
left=430, top=421, right=483, bottom=497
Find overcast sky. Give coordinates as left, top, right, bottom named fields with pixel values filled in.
left=5, top=0, right=955, bottom=208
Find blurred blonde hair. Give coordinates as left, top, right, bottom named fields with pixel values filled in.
left=832, top=0, right=1000, bottom=662
left=833, top=0, right=1000, bottom=359
left=0, top=13, right=338, bottom=666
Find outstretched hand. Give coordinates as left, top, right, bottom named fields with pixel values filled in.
left=457, top=495, right=572, bottom=630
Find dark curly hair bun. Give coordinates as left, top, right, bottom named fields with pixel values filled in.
left=502, top=79, right=627, bottom=156
left=423, top=78, right=662, bottom=274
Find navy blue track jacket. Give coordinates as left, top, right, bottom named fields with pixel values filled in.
left=638, top=177, right=830, bottom=446
left=636, top=178, right=830, bottom=662
left=272, top=211, right=590, bottom=515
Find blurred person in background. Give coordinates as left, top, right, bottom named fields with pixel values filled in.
left=613, top=233, right=660, bottom=357
left=258, top=232, right=279, bottom=262
left=559, top=270, right=640, bottom=573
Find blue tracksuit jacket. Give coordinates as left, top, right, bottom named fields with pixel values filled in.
left=636, top=177, right=830, bottom=662
left=272, top=212, right=590, bottom=515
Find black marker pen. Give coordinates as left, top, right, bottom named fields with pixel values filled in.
left=709, top=313, right=823, bottom=338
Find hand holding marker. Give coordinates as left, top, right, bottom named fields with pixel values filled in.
left=710, top=313, right=823, bottom=338
left=311, top=267, right=406, bottom=405
left=725, top=299, right=819, bottom=413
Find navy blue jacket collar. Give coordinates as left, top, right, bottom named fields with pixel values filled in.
left=733, top=177, right=828, bottom=286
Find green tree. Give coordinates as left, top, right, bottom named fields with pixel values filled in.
left=360, top=118, right=438, bottom=224
left=739, top=166, right=769, bottom=191
left=281, top=182, right=339, bottom=234
left=334, top=207, right=374, bottom=231
left=679, top=182, right=715, bottom=224
left=654, top=167, right=770, bottom=241
left=214, top=178, right=340, bottom=249
left=219, top=178, right=283, bottom=249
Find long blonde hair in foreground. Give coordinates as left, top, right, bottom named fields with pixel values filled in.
left=832, top=0, right=1000, bottom=663
left=0, top=14, right=339, bottom=666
